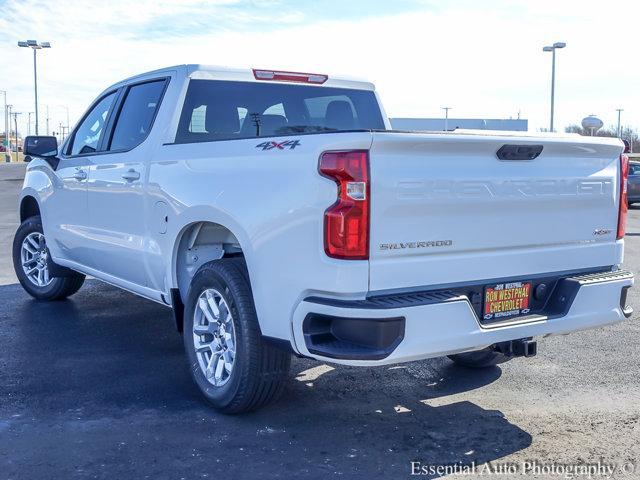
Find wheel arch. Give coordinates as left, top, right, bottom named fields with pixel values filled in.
left=19, top=195, right=41, bottom=222
left=171, top=218, right=249, bottom=305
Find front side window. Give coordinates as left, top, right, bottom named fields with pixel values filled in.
left=109, top=80, right=166, bottom=151
left=175, top=80, right=385, bottom=144
left=69, top=92, right=116, bottom=155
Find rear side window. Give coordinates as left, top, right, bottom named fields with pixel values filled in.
left=175, top=80, right=385, bottom=144
left=109, top=80, right=166, bottom=151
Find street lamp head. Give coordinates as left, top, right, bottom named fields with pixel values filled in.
left=543, top=46, right=554, bottom=52
left=553, top=42, right=566, bottom=49
left=18, top=40, right=51, bottom=49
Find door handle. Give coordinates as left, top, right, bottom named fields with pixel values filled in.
left=71, top=170, right=87, bottom=181
left=121, top=169, right=141, bottom=182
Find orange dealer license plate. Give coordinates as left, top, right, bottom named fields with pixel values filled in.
left=483, top=281, right=532, bottom=321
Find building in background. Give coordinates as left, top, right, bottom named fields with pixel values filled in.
left=390, top=118, right=528, bottom=132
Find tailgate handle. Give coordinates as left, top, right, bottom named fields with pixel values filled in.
left=496, top=144, right=543, bottom=161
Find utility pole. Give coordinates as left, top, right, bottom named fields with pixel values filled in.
left=6, top=105, right=12, bottom=156
left=616, top=108, right=623, bottom=138
left=0, top=90, right=7, bottom=154
left=18, top=40, right=51, bottom=135
left=46, top=105, right=50, bottom=135
left=11, top=112, right=22, bottom=162
left=441, top=107, right=452, bottom=131
left=58, top=105, right=71, bottom=137
left=27, top=112, right=34, bottom=136
left=0, top=91, right=9, bottom=162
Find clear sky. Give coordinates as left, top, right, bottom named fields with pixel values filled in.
left=0, top=0, right=637, bottom=136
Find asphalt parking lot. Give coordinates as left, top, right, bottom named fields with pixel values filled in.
left=1, top=163, right=639, bottom=479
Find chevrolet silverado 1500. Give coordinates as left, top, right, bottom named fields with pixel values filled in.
left=14, top=65, right=634, bottom=412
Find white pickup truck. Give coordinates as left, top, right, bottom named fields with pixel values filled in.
left=15, top=65, right=634, bottom=413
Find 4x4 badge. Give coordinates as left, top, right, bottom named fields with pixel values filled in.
left=256, top=140, right=300, bottom=151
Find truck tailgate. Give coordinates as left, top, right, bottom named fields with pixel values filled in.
left=368, top=131, right=624, bottom=292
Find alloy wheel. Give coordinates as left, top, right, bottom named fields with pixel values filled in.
left=20, top=232, right=53, bottom=287
left=193, top=288, right=237, bottom=386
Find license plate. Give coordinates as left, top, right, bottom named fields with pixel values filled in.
left=483, top=281, right=532, bottom=321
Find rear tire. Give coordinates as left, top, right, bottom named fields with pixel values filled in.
left=448, top=348, right=510, bottom=368
left=183, top=257, right=291, bottom=413
left=13, top=216, right=85, bottom=301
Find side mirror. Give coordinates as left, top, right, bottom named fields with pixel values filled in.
left=24, top=136, right=58, bottom=160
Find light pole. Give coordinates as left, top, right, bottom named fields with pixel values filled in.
left=18, top=40, right=51, bottom=136
left=616, top=108, right=623, bottom=138
left=543, top=42, right=566, bottom=132
left=442, top=106, right=452, bottom=131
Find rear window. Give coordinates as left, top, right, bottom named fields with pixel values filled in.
left=175, top=80, right=385, bottom=144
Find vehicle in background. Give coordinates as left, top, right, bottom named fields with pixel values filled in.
left=14, top=65, right=634, bottom=413
left=627, top=161, right=640, bottom=206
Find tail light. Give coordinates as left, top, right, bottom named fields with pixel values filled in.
left=319, top=151, right=369, bottom=259
left=618, top=154, right=629, bottom=239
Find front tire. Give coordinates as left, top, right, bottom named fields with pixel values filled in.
left=12, top=216, right=85, bottom=301
left=448, top=348, right=511, bottom=368
left=183, top=258, right=291, bottom=413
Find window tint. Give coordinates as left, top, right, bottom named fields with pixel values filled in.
left=109, top=80, right=166, bottom=151
left=175, top=80, right=385, bottom=144
left=630, top=164, right=640, bottom=175
left=69, top=92, right=116, bottom=155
